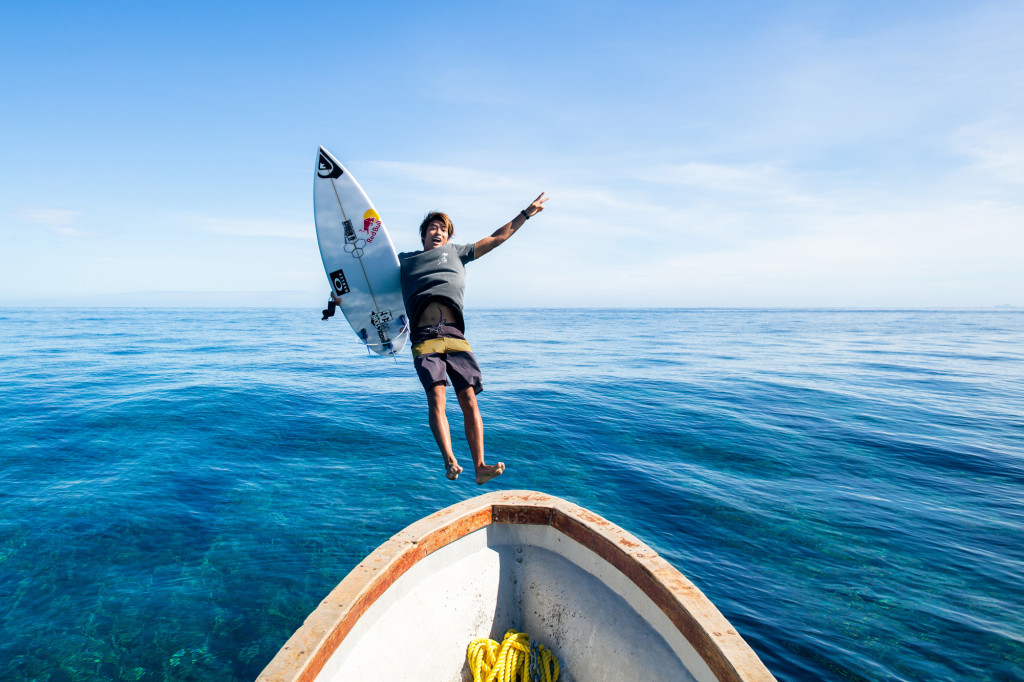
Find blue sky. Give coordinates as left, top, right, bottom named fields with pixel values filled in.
left=2, top=1, right=1022, bottom=307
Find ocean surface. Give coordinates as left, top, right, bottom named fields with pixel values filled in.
left=1, top=308, right=1022, bottom=681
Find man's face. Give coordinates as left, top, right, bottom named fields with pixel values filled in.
left=422, top=220, right=449, bottom=251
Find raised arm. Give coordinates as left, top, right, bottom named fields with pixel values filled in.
left=474, top=192, right=548, bottom=258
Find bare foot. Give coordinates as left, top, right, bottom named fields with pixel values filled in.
left=444, top=459, right=463, bottom=481
left=475, top=462, right=505, bottom=485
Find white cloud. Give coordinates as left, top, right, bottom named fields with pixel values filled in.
left=368, top=161, right=526, bottom=194
left=953, top=116, right=1024, bottom=185
left=191, top=217, right=312, bottom=239
left=603, top=197, right=1024, bottom=307
left=637, top=162, right=812, bottom=204
left=23, top=208, right=81, bottom=225
left=20, top=207, right=94, bottom=237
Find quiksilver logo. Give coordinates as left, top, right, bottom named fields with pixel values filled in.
left=317, top=150, right=343, bottom=179
left=437, top=252, right=449, bottom=265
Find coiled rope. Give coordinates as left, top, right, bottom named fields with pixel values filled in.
left=467, top=629, right=560, bottom=682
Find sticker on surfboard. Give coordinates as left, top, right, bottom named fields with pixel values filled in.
left=329, top=268, right=350, bottom=296
left=363, top=209, right=382, bottom=244
left=317, top=150, right=343, bottom=179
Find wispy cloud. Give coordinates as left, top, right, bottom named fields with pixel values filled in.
left=597, top=194, right=1024, bottom=306
left=367, top=161, right=526, bottom=194
left=23, top=208, right=80, bottom=225
left=191, top=217, right=312, bottom=239
left=953, top=116, right=1024, bottom=185
left=21, top=207, right=93, bottom=237
left=636, top=162, right=812, bottom=203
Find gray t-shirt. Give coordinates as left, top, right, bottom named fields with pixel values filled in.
left=399, top=242, right=476, bottom=331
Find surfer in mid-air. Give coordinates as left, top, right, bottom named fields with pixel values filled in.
left=334, top=193, right=548, bottom=484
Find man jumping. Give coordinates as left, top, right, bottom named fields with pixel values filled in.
left=398, top=193, right=548, bottom=484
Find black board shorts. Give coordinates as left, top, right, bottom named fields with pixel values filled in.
left=410, top=324, right=483, bottom=395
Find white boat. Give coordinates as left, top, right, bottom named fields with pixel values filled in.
left=257, top=490, right=776, bottom=682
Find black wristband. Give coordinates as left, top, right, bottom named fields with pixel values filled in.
left=520, top=209, right=531, bottom=221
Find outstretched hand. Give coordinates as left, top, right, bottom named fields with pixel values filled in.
left=524, top=192, right=548, bottom=218
left=474, top=192, right=550, bottom=258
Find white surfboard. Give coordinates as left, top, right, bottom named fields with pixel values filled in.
left=314, top=146, right=409, bottom=356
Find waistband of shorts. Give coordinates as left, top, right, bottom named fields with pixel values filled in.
left=411, top=336, right=472, bottom=358
left=411, top=323, right=465, bottom=343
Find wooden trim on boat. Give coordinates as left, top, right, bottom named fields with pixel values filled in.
left=256, top=490, right=775, bottom=682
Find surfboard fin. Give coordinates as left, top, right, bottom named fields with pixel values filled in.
left=358, top=328, right=372, bottom=355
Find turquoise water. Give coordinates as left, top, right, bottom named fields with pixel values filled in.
left=1, top=308, right=1022, bottom=681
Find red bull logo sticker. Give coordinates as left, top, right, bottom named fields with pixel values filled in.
left=362, top=209, right=382, bottom=244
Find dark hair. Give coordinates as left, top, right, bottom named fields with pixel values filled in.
left=419, top=212, right=455, bottom=244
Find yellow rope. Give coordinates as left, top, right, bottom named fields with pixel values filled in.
left=467, top=629, right=560, bottom=682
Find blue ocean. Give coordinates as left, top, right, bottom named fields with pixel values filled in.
left=1, top=308, right=1021, bottom=681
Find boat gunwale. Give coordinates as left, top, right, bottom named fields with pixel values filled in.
left=256, top=490, right=775, bottom=682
